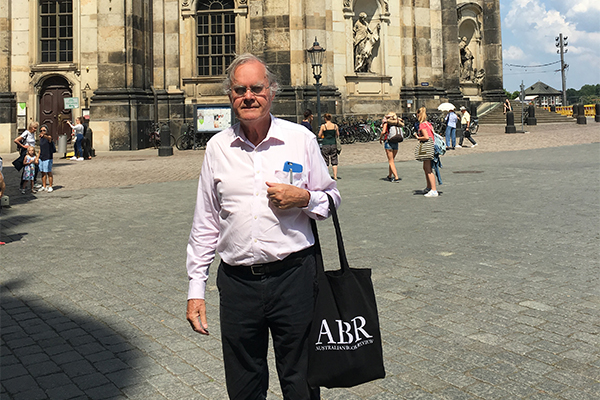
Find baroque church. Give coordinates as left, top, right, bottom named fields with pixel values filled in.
left=0, top=0, right=503, bottom=152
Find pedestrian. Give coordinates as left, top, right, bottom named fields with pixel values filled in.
left=14, top=121, right=41, bottom=189
left=457, top=106, right=477, bottom=148
left=318, top=113, right=341, bottom=180
left=0, top=157, right=4, bottom=245
left=38, top=125, right=55, bottom=192
left=415, top=107, right=438, bottom=197
left=444, top=108, right=458, bottom=149
left=301, top=109, right=314, bottom=133
left=67, top=117, right=85, bottom=160
left=185, top=53, right=340, bottom=400
left=503, top=98, right=512, bottom=114
left=0, top=156, right=5, bottom=200
left=21, top=146, right=39, bottom=194
left=82, top=116, right=93, bottom=160
left=379, top=111, right=403, bottom=182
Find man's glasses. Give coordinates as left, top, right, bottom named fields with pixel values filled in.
left=230, top=85, right=269, bottom=97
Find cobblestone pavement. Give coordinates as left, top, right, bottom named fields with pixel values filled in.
left=1, top=122, right=599, bottom=399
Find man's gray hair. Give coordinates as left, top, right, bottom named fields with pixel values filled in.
left=223, top=53, right=279, bottom=95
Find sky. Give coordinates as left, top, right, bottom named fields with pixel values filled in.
left=500, top=0, right=600, bottom=92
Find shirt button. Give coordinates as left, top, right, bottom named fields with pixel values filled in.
left=254, top=216, right=257, bottom=219
left=254, top=239, right=257, bottom=243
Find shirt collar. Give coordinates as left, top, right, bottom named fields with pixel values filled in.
left=231, top=114, right=285, bottom=148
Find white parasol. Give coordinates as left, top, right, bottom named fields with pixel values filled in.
left=437, top=102, right=456, bottom=112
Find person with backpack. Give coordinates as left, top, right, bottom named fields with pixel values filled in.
left=379, top=112, right=404, bottom=182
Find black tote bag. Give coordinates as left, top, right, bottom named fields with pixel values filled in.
left=308, top=195, right=385, bottom=388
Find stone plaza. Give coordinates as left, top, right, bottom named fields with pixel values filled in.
left=1, top=123, right=599, bottom=399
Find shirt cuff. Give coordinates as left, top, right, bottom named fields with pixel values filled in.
left=187, top=278, right=207, bottom=300
left=303, top=190, right=329, bottom=219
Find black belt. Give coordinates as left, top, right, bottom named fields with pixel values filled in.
left=222, top=246, right=315, bottom=276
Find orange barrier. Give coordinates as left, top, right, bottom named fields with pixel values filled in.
left=544, top=105, right=597, bottom=117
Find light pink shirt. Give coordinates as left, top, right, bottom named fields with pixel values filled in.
left=186, top=116, right=341, bottom=299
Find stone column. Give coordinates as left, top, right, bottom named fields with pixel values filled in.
left=0, top=0, right=16, bottom=129
left=0, top=0, right=16, bottom=151
left=440, top=0, right=462, bottom=102
left=91, top=0, right=154, bottom=150
left=481, top=0, right=504, bottom=101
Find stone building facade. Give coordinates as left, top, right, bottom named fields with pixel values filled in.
left=0, top=0, right=503, bottom=153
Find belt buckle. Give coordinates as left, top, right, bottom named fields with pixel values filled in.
left=251, top=264, right=265, bottom=276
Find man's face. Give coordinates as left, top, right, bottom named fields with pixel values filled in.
left=229, top=61, right=274, bottom=124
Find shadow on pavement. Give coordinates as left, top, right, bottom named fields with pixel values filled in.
left=1, top=280, right=135, bottom=399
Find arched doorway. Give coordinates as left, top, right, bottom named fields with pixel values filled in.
left=39, top=76, right=73, bottom=141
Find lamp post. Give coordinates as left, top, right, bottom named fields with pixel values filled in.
left=307, top=37, right=326, bottom=127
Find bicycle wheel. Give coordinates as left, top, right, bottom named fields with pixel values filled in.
left=471, top=123, right=479, bottom=134
left=176, top=135, right=193, bottom=150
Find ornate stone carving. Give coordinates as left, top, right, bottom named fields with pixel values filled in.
left=182, top=0, right=190, bottom=7
left=473, top=68, right=485, bottom=86
left=353, top=13, right=381, bottom=73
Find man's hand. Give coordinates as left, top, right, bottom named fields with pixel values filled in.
left=266, top=182, right=310, bottom=210
left=186, top=299, right=209, bottom=335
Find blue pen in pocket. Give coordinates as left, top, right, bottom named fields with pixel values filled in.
left=284, top=161, right=303, bottom=184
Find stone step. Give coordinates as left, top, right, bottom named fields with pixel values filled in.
left=479, top=102, right=574, bottom=125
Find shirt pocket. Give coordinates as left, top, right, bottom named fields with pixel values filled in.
left=273, top=170, right=306, bottom=187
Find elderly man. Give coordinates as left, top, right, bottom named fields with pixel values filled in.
left=185, top=53, right=340, bottom=399
left=457, top=106, right=477, bottom=148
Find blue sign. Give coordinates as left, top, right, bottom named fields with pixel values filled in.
left=420, top=82, right=429, bottom=87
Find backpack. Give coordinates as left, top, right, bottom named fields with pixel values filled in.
left=433, top=132, right=446, bottom=156
left=386, top=125, right=403, bottom=143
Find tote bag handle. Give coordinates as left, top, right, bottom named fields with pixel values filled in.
left=310, top=194, right=349, bottom=274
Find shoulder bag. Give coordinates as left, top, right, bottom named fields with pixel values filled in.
left=308, top=195, right=385, bottom=388
left=414, top=122, right=434, bottom=161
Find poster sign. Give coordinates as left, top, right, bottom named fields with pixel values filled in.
left=63, top=97, right=80, bottom=109
left=195, top=105, right=233, bottom=133
left=17, top=102, right=27, bottom=116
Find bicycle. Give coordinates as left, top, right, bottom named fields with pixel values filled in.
left=176, top=123, right=215, bottom=150
left=146, top=122, right=175, bottom=149
left=470, top=117, right=479, bottom=134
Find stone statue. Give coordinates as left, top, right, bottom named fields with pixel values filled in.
left=353, top=13, right=381, bottom=73
left=459, top=36, right=474, bottom=81
left=474, top=68, right=485, bottom=86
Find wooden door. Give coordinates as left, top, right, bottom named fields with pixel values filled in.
left=39, top=76, right=73, bottom=141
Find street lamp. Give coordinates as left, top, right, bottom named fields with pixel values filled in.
left=307, top=37, right=326, bottom=127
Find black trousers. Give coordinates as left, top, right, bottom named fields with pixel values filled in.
left=217, top=250, right=320, bottom=400
left=459, top=124, right=476, bottom=146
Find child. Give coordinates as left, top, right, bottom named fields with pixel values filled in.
left=21, top=146, right=39, bottom=194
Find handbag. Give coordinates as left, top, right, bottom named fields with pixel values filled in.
left=12, top=152, right=25, bottom=171
left=335, top=135, right=342, bottom=154
left=386, top=125, right=403, bottom=143
left=308, top=195, right=385, bottom=388
left=415, top=138, right=434, bottom=161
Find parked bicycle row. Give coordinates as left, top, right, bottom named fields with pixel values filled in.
left=144, top=113, right=478, bottom=151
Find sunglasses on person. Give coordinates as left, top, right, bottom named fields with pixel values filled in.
left=230, top=84, right=269, bottom=97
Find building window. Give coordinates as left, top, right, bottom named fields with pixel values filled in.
left=40, top=0, right=73, bottom=63
left=197, top=0, right=236, bottom=76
